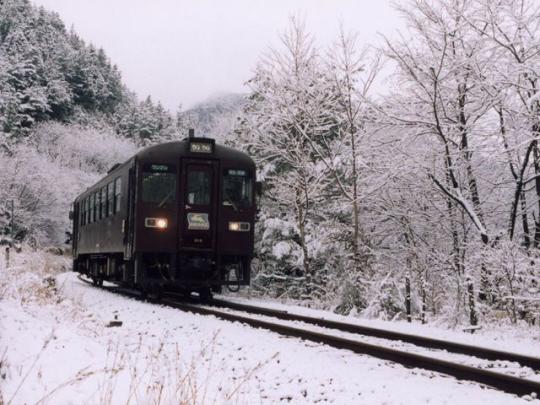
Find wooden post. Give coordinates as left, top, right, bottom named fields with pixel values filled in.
left=10, top=200, right=14, bottom=241
left=467, top=276, right=478, bottom=326
left=5, top=246, right=10, bottom=268
left=421, top=288, right=427, bottom=324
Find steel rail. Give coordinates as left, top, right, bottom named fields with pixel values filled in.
left=211, top=298, right=540, bottom=371
left=165, top=299, right=540, bottom=398
left=75, top=276, right=540, bottom=397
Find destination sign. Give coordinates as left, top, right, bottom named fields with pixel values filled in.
left=227, top=169, right=247, bottom=176
left=151, top=164, right=169, bottom=172
left=189, top=142, right=213, bottom=153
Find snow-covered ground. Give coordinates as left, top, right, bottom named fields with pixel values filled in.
left=218, top=293, right=540, bottom=358
left=206, top=298, right=540, bottom=382
left=1, top=252, right=539, bottom=404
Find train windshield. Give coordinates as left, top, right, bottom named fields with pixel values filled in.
left=142, top=164, right=176, bottom=206
left=187, top=169, right=211, bottom=205
left=222, top=169, right=252, bottom=208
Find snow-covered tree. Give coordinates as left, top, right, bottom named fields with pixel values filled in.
left=0, top=122, right=137, bottom=246
left=239, top=19, right=340, bottom=299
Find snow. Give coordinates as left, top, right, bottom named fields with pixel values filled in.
left=2, top=267, right=539, bottom=404
left=272, top=241, right=291, bottom=259
left=208, top=298, right=540, bottom=382
left=219, top=293, right=540, bottom=358
left=429, top=175, right=489, bottom=240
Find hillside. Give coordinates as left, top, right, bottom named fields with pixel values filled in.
left=181, top=92, right=246, bottom=140
left=0, top=0, right=178, bottom=143
left=0, top=0, right=184, bottom=246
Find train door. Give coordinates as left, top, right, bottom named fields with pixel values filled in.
left=124, top=168, right=136, bottom=259
left=179, top=159, right=218, bottom=250
left=71, top=202, right=79, bottom=256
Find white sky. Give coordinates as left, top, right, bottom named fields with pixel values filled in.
left=31, top=0, right=404, bottom=110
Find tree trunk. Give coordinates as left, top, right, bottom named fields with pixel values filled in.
left=421, top=278, right=427, bottom=325
left=532, top=139, right=540, bottom=248
left=520, top=191, right=531, bottom=250
left=405, top=271, right=412, bottom=323
left=508, top=140, right=535, bottom=241
left=447, top=189, right=462, bottom=276
left=350, top=128, right=361, bottom=273
left=295, top=185, right=310, bottom=279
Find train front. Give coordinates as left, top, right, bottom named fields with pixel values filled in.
left=132, top=136, right=257, bottom=296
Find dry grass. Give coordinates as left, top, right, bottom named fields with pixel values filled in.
left=0, top=346, right=8, bottom=405
left=18, top=332, right=272, bottom=405
left=0, top=246, right=68, bottom=304
left=6, top=333, right=54, bottom=405
left=1, top=248, right=272, bottom=404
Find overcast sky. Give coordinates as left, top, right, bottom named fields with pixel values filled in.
left=31, top=0, right=404, bottom=110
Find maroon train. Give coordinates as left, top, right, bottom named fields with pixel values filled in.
left=71, top=134, right=258, bottom=299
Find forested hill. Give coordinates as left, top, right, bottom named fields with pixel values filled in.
left=0, top=0, right=189, bottom=246
left=0, top=0, right=243, bottom=247
left=182, top=93, right=246, bottom=140
left=0, top=0, right=177, bottom=142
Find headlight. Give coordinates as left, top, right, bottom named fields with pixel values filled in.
left=228, top=222, right=250, bottom=232
left=145, top=217, right=168, bottom=229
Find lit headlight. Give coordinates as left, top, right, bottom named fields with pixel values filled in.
left=228, top=222, right=250, bottom=232
left=145, top=217, right=168, bottom=229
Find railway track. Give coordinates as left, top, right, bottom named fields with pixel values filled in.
left=76, top=275, right=540, bottom=398
left=210, top=298, right=540, bottom=370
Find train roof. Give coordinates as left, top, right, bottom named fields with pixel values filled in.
left=136, top=138, right=255, bottom=166
left=74, top=138, right=254, bottom=202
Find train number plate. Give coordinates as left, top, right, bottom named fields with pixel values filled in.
left=187, top=213, right=210, bottom=230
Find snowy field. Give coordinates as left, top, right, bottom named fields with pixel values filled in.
left=1, top=251, right=539, bottom=404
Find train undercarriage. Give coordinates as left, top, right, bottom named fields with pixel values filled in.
left=74, top=252, right=250, bottom=300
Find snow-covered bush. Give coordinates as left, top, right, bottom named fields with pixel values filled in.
left=0, top=245, right=69, bottom=303
left=29, top=121, right=137, bottom=174
left=0, top=122, right=137, bottom=246
left=467, top=240, right=539, bottom=324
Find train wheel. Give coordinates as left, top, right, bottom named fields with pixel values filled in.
left=198, top=288, right=213, bottom=302
left=91, top=275, right=103, bottom=287
left=181, top=289, right=192, bottom=298
left=152, top=284, right=164, bottom=301
left=139, top=284, right=148, bottom=300
left=226, top=283, right=240, bottom=293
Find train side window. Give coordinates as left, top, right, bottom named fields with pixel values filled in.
left=93, top=192, right=98, bottom=222
left=222, top=169, right=252, bottom=208
left=87, top=196, right=91, bottom=224
left=89, top=193, right=94, bottom=223
left=100, top=187, right=107, bottom=219
left=187, top=169, right=210, bottom=205
left=86, top=197, right=91, bottom=225
left=107, top=182, right=114, bottom=215
left=85, top=198, right=89, bottom=225
left=80, top=199, right=85, bottom=226
left=96, top=189, right=103, bottom=221
left=114, top=178, right=121, bottom=213
left=142, top=164, right=176, bottom=205
left=79, top=200, right=83, bottom=226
